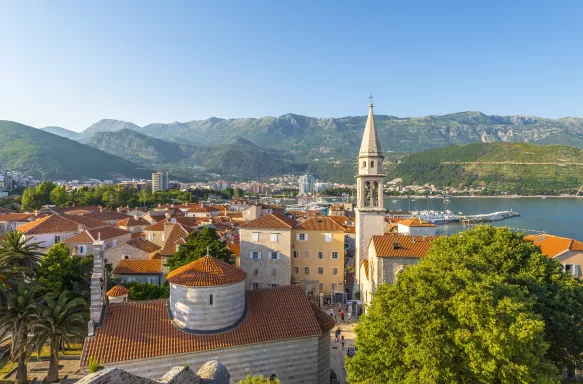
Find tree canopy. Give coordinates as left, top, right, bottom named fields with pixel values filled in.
left=165, top=227, right=233, bottom=271
left=347, top=226, right=583, bottom=384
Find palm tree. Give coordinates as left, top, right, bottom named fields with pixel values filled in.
left=0, top=281, right=42, bottom=384
left=33, top=291, right=87, bottom=382
left=0, top=231, right=44, bottom=275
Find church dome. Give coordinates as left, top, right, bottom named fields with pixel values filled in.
left=167, top=255, right=247, bottom=286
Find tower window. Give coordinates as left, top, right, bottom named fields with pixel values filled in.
left=362, top=161, right=366, bottom=168
left=370, top=161, right=374, bottom=168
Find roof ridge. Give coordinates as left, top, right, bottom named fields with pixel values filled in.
left=271, top=212, right=294, bottom=228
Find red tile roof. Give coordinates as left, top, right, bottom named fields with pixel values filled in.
left=398, top=217, right=437, bottom=227
left=294, top=217, right=346, bottom=231
left=227, top=242, right=240, bottom=257
left=144, top=220, right=168, bottom=232
left=166, top=255, right=246, bottom=287
left=0, top=213, right=46, bottom=222
left=107, top=284, right=130, bottom=297
left=239, top=212, right=297, bottom=229
left=16, top=214, right=102, bottom=235
left=159, top=223, right=190, bottom=256
left=81, top=285, right=328, bottom=366
left=64, top=226, right=130, bottom=243
left=524, top=234, right=583, bottom=258
left=371, top=234, right=436, bottom=258
left=113, top=259, right=162, bottom=275
left=123, top=238, right=161, bottom=253
left=116, top=217, right=150, bottom=227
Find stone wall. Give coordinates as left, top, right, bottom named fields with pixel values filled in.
left=102, top=336, right=322, bottom=384
left=317, top=331, right=331, bottom=384
left=169, top=281, right=245, bottom=331
left=105, top=243, right=152, bottom=270
left=378, top=257, right=421, bottom=285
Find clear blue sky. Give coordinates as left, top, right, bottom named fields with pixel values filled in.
left=0, top=0, right=581, bottom=131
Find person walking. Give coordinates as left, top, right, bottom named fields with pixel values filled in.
left=341, top=311, right=345, bottom=322
left=335, top=328, right=340, bottom=343
left=347, top=311, right=352, bottom=322
left=341, top=335, right=345, bottom=350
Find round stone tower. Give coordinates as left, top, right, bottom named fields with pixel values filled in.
left=167, top=255, right=247, bottom=332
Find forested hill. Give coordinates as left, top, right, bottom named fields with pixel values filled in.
left=0, top=121, right=151, bottom=180
left=392, top=142, right=583, bottom=193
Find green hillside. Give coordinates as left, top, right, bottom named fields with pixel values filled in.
left=82, top=119, right=140, bottom=137
left=0, top=121, right=151, bottom=180
left=40, top=126, right=82, bottom=140
left=393, top=143, right=583, bottom=194
left=86, top=129, right=305, bottom=180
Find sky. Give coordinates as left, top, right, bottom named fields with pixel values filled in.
left=0, top=0, right=582, bottom=131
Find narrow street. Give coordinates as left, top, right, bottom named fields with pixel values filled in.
left=328, top=313, right=357, bottom=384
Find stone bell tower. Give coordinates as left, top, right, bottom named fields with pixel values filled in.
left=355, top=98, right=385, bottom=291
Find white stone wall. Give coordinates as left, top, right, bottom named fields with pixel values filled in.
left=239, top=228, right=292, bottom=290
left=354, top=209, right=384, bottom=288
left=103, top=336, right=324, bottom=384
left=169, top=281, right=245, bottom=331
left=25, top=231, right=77, bottom=249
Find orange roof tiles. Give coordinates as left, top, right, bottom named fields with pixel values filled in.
left=227, top=242, right=240, bottom=257
left=166, top=255, right=246, bottom=287
left=524, top=234, right=583, bottom=258
left=116, top=217, right=150, bottom=227
left=159, top=223, right=190, bottom=256
left=113, top=259, right=162, bottom=275
left=123, top=238, right=161, bottom=253
left=239, top=212, right=297, bottom=229
left=143, top=219, right=168, bottom=232
left=63, top=231, right=93, bottom=243
left=294, top=217, right=346, bottom=231
left=362, top=259, right=369, bottom=279
left=16, top=214, right=105, bottom=235
left=398, top=217, right=437, bottom=227
left=65, top=226, right=130, bottom=243
left=0, top=213, right=46, bottom=222
left=81, top=285, right=327, bottom=366
left=107, top=284, right=130, bottom=297
left=371, top=234, right=436, bottom=258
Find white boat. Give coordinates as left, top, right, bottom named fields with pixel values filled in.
left=392, top=200, right=398, bottom=203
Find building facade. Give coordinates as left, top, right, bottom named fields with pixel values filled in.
left=152, top=170, right=169, bottom=192
left=298, top=174, right=315, bottom=195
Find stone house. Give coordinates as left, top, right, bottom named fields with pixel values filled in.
left=16, top=214, right=104, bottom=249
left=64, top=226, right=132, bottom=257
left=104, top=237, right=161, bottom=270
left=239, top=213, right=296, bottom=290
left=397, top=217, right=437, bottom=236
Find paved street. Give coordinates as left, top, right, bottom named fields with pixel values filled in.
left=328, top=312, right=357, bottom=384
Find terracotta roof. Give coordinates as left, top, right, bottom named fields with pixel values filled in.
left=144, top=219, right=168, bottom=232
left=227, top=242, right=240, bottom=257
left=107, top=284, right=130, bottom=297
left=524, top=234, right=583, bottom=258
left=113, top=259, right=162, bottom=275
left=371, top=234, right=436, bottom=258
left=239, top=212, right=297, bottom=229
left=63, top=231, right=93, bottom=243
left=294, top=217, right=345, bottom=231
left=65, top=226, right=130, bottom=243
left=79, top=211, right=128, bottom=222
left=362, top=259, right=369, bottom=279
left=81, top=285, right=326, bottom=366
left=116, top=217, right=150, bottom=227
left=159, top=223, right=190, bottom=256
left=169, top=217, right=198, bottom=228
left=186, top=205, right=219, bottom=213
left=131, top=232, right=144, bottom=239
left=310, top=303, right=336, bottom=333
left=166, top=255, right=246, bottom=287
left=16, top=214, right=84, bottom=235
left=398, top=217, right=437, bottom=227
left=124, top=238, right=161, bottom=253
left=0, top=213, right=46, bottom=222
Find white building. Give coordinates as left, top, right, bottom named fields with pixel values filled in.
left=298, top=174, right=315, bottom=195
left=397, top=217, right=437, bottom=236
left=152, top=170, right=169, bottom=192
left=355, top=101, right=386, bottom=292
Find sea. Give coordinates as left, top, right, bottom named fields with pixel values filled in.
left=322, top=197, right=583, bottom=241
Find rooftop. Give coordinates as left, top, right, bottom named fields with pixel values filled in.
left=116, top=216, right=150, bottom=227
left=81, top=286, right=332, bottom=366
left=524, top=234, right=583, bottom=258
left=166, top=255, right=246, bottom=287
left=371, top=234, right=436, bottom=258
left=239, top=212, right=297, bottom=229
left=107, top=284, right=130, bottom=297
left=294, top=217, right=346, bottom=231
left=398, top=217, right=437, bottom=227
left=16, top=214, right=104, bottom=235
left=113, top=259, right=163, bottom=275
left=64, top=226, right=130, bottom=243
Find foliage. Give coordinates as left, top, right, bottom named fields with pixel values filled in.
left=87, top=357, right=104, bottom=373
left=347, top=226, right=583, bottom=384
left=238, top=373, right=280, bottom=384
left=165, top=227, right=233, bottom=271
left=37, top=243, right=93, bottom=299
left=125, top=282, right=169, bottom=300
left=0, top=230, right=43, bottom=277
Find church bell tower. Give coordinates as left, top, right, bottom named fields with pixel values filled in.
left=355, top=99, right=385, bottom=290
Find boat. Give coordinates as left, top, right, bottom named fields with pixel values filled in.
left=392, top=200, right=398, bottom=203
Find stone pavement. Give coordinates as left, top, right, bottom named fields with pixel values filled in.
left=3, top=356, right=85, bottom=382
left=328, top=312, right=358, bottom=384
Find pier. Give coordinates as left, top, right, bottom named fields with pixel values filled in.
left=458, top=210, right=519, bottom=224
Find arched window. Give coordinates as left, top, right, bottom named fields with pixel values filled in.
left=362, top=161, right=366, bottom=168
left=209, top=294, right=213, bottom=305
left=370, top=161, right=375, bottom=168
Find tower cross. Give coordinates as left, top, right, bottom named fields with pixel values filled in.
left=368, top=93, right=374, bottom=104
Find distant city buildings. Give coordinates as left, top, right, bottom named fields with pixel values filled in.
left=298, top=174, right=315, bottom=195
left=152, top=170, right=169, bottom=192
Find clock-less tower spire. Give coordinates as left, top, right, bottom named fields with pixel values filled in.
left=355, top=99, right=385, bottom=291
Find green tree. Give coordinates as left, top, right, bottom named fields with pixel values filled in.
left=238, top=373, right=280, bottom=384
left=165, top=227, right=233, bottom=271
left=0, top=230, right=43, bottom=276
left=0, top=282, right=42, bottom=384
left=33, top=291, right=87, bottom=382
left=21, top=187, right=41, bottom=212
left=49, top=186, right=67, bottom=206
left=347, top=226, right=583, bottom=384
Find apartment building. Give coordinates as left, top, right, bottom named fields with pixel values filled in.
left=152, top=170, right=169, bottom=192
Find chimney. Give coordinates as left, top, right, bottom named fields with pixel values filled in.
left=165, top=213, right=171, bottom=220
left=34, top=210, right=38, bottom=216
left=98, top=205, right=103, bottom=213
left=88, top=238, right=106, bottom=337
left=77, top=224, right=86, bottom=233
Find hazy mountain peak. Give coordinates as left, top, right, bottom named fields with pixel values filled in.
left=83, top=119, right=141, bottom=137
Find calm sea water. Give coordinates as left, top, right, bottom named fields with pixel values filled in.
left=322, top=197, right=583, bottom=241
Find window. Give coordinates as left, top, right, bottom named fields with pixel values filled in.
left=250, top=251, right=261, bottom=260
left=318, top=282, right=324, bottom=291
left=270, top=374, right=277, bottom=381
left=253, top=268, right=259, bottom=276
left=252, top=232, right=260, bottom=241
left=123, top=255, right=130, bottom=260
left=317, top=251, right=324, bottom=260
left=304, top=266, right=310, bottom=275
left=370, top=161, right=375, bottom=168
left=331, top=251, right=339, bottom=260
left=54, top=236, right=61, bottom=244
left=270, top=233, right=278, bottom=243
left=332, top=267, right=338, bottom=276
left=148, top=233, right=154, bottom=241
left=252, top=282, right=261, bottom=290
left=565, top=264, right=580, bottom=276
left=270, top=252, right=279, bottom=260
left=317, top=267, right=324, bottom=275
left=304, top=250, right=311, bottom=259
left=293, top=266, right=299, bottom=274
left=271, top=268, right=277, bottom=277
left=297, top=233, right=307, bottom=241
left=270, top=284, right=278, bottom=289
left=293, top=250, right=299, bottom=259
left=331, top=283, right=338, bottom=291
left=324, top=233, right=332, bottom=242
left=209, top=294, right=213, bottom=305
left=78, top=245, right=85, bottom=255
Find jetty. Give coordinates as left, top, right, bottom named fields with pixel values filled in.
left=459, top=210, right=519, bottom=224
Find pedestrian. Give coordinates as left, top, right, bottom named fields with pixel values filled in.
left=346, top=304, right=349, bottom=313
left=341, top=311, right=345, bottom=322
left=335, top=328, right=340, bottom=342
left=347, top=311, right=352, bottom=322
left=329, top=308, right=334, bottom=317
left=341, top=335, right=345, bottom=350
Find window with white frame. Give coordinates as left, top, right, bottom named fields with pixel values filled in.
left=324, top=233, right=332, bottom=242
left=252, top=282, right=261, bottom=290
left=304, top=266, right=310, bottom=275
left=293, top=266, right=299, bottom=274
left=293, top=250, right=299, bottom=259
left=78, top=245, right=85, bottom=255
left=565, top=264, right=580, bottom=276
left=317, top=251, right=324, bottom=260
left=123, top=255, right=130, bottom=260
left=318, top=282, right=324, bottom=291
left=270, top=233, right=278, bottom=242
left=148, top=233, right=154, bottom=241
left=317, top=266, right=324, bottom=275
left=304, top=250, right=311, bottom=259
left=54, top=236, right=61, bottom=244
left=271, top=268, right=277, bottom=277
left=252, top=232, right=260, bottom=241
left=332, top=267, right=338, bottom=276
left=297, top=233, right=307, bottom=241
left=251, top=251, right=261, bottom=260
left=331, top=251, right=339, bottom=260
left=270, top=251, right=279, bottom=260
left=252, top=268, right=259, bottom=276
left=331, top=283, right=338, bottom=291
